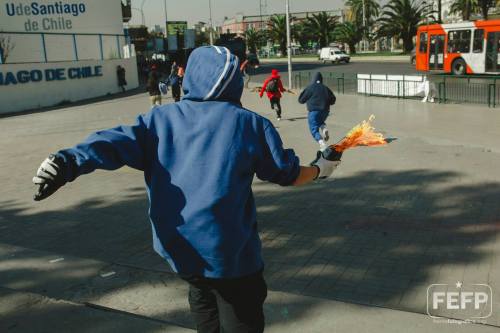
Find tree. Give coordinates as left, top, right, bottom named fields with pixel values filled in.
left=345, top=0, right=380, bottom=36
left=377, top=0, right=431, bottom=53
left=303, top=12, right=339, bottom=48
left=267, top=14, right=290, bottom=56
left=333, top=22, right=363, bottom=54
left=293, top=23, right=314, bottom=49
left=450, top=0, right=478, bottom=21
left=244, top=28, right=264, bottom=53
left=0, top=34, right=15, bottom=64
left=478, top=0, right=494, bottom=19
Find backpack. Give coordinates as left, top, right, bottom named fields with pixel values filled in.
left=266, top=78, right=279, bottom=93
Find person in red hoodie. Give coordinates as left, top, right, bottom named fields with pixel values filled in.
left=259, top=69, right=286, bottom=121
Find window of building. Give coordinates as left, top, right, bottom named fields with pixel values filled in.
left=473, top=29, right=484, bottom=53
left=419, top=32, right=428, bottom=53
left=448, top=30, right=471, bottom=53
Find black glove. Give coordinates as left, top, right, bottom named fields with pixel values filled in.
left=321, top=146, right=343, bottom=162
left=310, top=147, right=343, bottom=180
left=32, top=154, right=67, bottom=201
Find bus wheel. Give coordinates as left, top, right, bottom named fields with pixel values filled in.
left=452, top=58, right=466, bottom=75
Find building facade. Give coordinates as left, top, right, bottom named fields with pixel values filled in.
left=221, top=9, right=346, bottom=35
left=0, top=0, right=138, bottom=114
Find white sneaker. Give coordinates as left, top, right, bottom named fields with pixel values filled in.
left=320, top=125, right=329, bottom=141
left=277, top=117, right=281, bottom=121
left=318, top=139, right=328, bottom=151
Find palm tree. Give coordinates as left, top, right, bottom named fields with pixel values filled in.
left=293, top=23, right=314, bottom=49
left=377, top=0, right=430, bottom=53
left=267, top=14, right=290, bottom=56
left=244, top=28, right=264, bottom=54
left=333, top=22, right=363, bottom=54
left=345, top=0, right=381, bottom=29
left=450, top=0, right=478, bottom=20
left=303, top=12, right=339, bottom=48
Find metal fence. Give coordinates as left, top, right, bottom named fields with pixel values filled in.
left=0, top=31, right=130, bottom=64
left=293, top=72, right=500, bottom=107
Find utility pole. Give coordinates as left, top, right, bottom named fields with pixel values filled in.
left=362, top=0, right=366, bottom=51
left=163, top=0, right=168, bottom=34
left=140, top=0, right=147, bottom=26
left=437, top=0, right=442, bottom=23
left=259, top=0, right=263, bottom=30
left=209, top=0, right=214, bottom=45
left=285, top=0, right=292, bottom=89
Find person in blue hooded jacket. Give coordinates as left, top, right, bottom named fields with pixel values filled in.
left=32, top=46, right=342, bottom=333
left=298, top=72, right=336, bottom=151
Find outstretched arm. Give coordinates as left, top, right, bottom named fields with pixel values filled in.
left=33, top=113, right=152, bottom=200
left=255, top=120, right=341, bottom=187
left=259, top=78, right=269, bottom=97
left=298, top=87, right=311, bottom=104
left=292, top=166, right=319, bottom=186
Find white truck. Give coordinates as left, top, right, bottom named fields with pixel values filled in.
left=319, top=47, right=350, bottom=64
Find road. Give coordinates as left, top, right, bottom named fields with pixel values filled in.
left=252, top=61, right=418, bottom=84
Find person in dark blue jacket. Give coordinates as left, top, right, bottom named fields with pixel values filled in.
left=298, top=72, right=336, bottom=151
left=32, top=46, right=342, bottom=333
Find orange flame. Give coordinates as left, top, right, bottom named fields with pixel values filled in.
left=332, top=115, right=387, bottom=152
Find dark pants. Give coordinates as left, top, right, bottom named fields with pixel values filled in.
left=270, top=97, right=281, bottom=118
left=172, top=84, right=181, bottom=102
left=180, top=270, right=267, bottom=333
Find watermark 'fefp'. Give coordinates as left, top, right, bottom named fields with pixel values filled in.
left=427, top=282, right=492, bottom=322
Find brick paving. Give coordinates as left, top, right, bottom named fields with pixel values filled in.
left=1, top=89, right=500, bottom=329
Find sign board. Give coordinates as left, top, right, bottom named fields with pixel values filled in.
left=184, top=29, right=195, bottom=49
left=0, top=0, right=124, bottom=34
left=166, top=21, right=187, bottom=35
left=168, top=34, right=177, bottom=51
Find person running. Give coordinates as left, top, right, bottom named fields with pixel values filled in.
left=259, top=69, right=286, bottom=121
left=147, top=64, right=162, bottom=106
left=32, top=46, right=342, bottom=333
left=298, top=72, right=336, bottom=151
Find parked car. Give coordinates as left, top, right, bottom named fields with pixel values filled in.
left=319, top=47, right=350, bottom=64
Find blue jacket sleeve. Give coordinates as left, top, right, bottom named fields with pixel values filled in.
left=298, top=87, right=311, bottom=104
left=56, top=112, right=151, bottom=182
left=255, top=120, right=300, bottom=186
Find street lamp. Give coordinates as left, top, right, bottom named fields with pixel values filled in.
left=163, top=0, right=168, bottom=34
left=209, top=0, right=214, bottom=45
left=285, top=0, right=292, bottom=89
left=140, top=0, right=148, bottom=25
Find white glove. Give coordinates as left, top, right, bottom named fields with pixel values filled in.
left=310, top=147, right=342, bottom=180
left=33, top=154, right=66, bottom=201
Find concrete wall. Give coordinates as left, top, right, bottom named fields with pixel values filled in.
left=0, top=57, right=138, bottom=114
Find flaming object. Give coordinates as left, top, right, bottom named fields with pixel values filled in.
left=332, top=115, right=388, bottom=152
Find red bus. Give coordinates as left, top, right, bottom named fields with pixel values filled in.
left=416, top=20, right=500, bottom=75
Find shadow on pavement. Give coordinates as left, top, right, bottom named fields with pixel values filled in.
left=0, top=86, right=147, bottom=119
left=0, top=169, right=499, bottom=329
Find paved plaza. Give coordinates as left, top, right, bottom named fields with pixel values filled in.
left=1, top=88, right=500, bottom=332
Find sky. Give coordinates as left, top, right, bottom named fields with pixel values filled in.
left=129, top=0, right=345, bottom=28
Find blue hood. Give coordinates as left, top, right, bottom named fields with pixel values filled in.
left=312, top=72, right=323, bottom=84
left=182, top=46, right=244, bottom=103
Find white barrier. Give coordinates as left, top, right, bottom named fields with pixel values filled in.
left=357, top=74, right=425, bottom=97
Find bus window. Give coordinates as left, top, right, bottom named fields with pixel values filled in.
left=473, top=29, right=484, bottom=53
left=448, top=30, right=471, bottom=53
left=419, top=32, right=428, bottom=53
